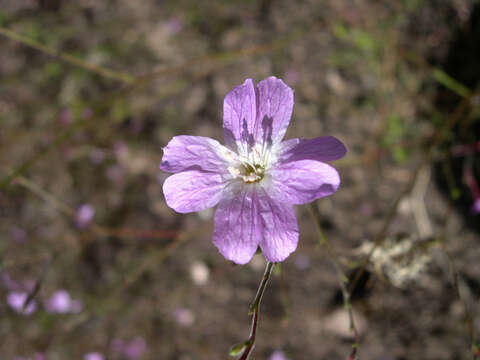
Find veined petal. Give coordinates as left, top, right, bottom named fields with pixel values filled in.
left=160, top=135, right=233, bottom=173
left=213, top=183, right=261, bottom=264
left=223, top=78, right=257, bottom=153
left=163, top=170, right=228, bottom=213
left=255, top=76, right=294, bottom=146
left=269, top=159, right=340, bottom=205
left=277, top=136, right=346, bottom=164
left=257, top=188, right=299, bottom=262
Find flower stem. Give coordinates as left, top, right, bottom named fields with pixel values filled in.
left=230, top=261, right=274, bottom=359
left=248, top=261, right=275, bottom=314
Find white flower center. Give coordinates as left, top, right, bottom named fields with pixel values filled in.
left=222, top=143, right=275, bottom=184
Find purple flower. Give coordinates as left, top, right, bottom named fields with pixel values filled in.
left=269, top=350, right=290, bottom=360
left=123, top=337, right=147, bottom=360
left=7, top=291, right=37, bottom=315
left=473, top=198, right=480, bottom=214
left=160, top=77, right=346, bottom=264
left=111, top=337, right=147, bottom=360
left=84, top=353, right=104, bottom=360
left=45, top=290, right=83, bottom=314
left=76, top=204, right=95, bottom=229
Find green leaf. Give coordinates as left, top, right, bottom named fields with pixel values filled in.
left=229, top=340, right=251, bottom=356
left=432, top=68, right=471, bottom=98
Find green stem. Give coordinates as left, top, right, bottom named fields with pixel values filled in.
left=248, top=261, right=274, bottom=315
left=230, top=261, right=274, bottom=359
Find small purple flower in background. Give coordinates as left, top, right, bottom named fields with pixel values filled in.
left=7, top=291, right=37, bottom=315
left=45, top=290, right=83, bottom=314
left=473, top=198, right=480, bottom=214
left=11, top=226, right=27, bottom=243
left=123, top=337, right=147, bottom=360
left=161, top=77, right=346, bottom=264
left=84, top=352, right=104, bottom=360
left=111, top=337, right=147, bottom=360
left=165, top=17, right=183, bottom=34
left=173, top=307, right=195, bottom=327
left=76, top=204, right=95, bottom=229
left=269, top=350, right=290, bottom=360
left=89, top=148, right=106, bottom=164
left=59, top=108, right=73, bottom=125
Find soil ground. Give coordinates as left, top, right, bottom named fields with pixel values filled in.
left=0, top=1, right=479, bottom=359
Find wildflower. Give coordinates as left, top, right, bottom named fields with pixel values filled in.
left=173, top=307, right=195, bottom=327
left=111, top=337, right=147, bottom=360
left=473, top=198, right=480, bottom=214
left=84, top=353, right=104, bottom=360
left=6, top=291, right=37, bottom=315
left=76, top=204, right=95, bottom=229
left=161, top=77, right=346, bottom=264
left=269, top=350, right=290, bottom=360
left=44, top=289, right=83, bottom=314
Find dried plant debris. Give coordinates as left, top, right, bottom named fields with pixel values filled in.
left=357, top=236, right=438, bottom=288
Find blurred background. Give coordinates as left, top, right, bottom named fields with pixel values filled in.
left=1, top=0, right=480, bottom=359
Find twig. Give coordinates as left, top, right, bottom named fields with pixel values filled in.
left=0, top=33, right=300, bottom=191
left=443, top=246, right=478, bottom=360
left=14, top=175, right=181, bottom=242
left=230, top=261, right=275, bottom=360
left=309, top=203, right=359, bottom=359
left=22, top=251, right=57, bottom=312
left=349, top=93, right=474, bottom=295
left=0, top=26, right=134, bottom=84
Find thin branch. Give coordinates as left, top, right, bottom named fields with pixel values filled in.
left=230, top=261, right=275, bottom=360
left=14, top=175, right=181, bottom=242
left=0, top=26, right=134, bottom=84
left=309, top=203, right=359, bottom=359
left=442, top=241, right=478, bottom=359
left=349, top=93, right=474, bottom=295
left=0, top=33, right=300, bottom=190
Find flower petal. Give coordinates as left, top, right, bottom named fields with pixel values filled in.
left=163, top=170, right=227, bottom=213
left=255, top=76, right=294, bottom=146
left=257, top=188, right=299, bottom=262
left=277, top=136, right=346, bottom=164
left=160, top=135, right=232, bottom=173
left=223, top=78, right=257, bottom=153
left=213, top=183, right=261, bottom=264
left=268, top=159, right=340, bottom=205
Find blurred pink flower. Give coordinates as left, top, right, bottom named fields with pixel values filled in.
left=112, top=337, right=147, bottom=360
left=89, top=148, right=106, bottom=164
left=124, top=337, right=147, bottom=360
left=60, top=108, right=73, bottom=125
left=45, top=290, right=83, bottom=314
left=166, top=17, right=183, bottom=34
left=269, top=350, right=290, bottom=360
left=11, top=227, right=27, bottom=243
left=84, top=353, right=104, bottom=360
left=76, top=204, right=95, bottom=229
left=173, top=307, right=195, bottom=327
left=7, top=291, right=36, bottom=315
left=473, top=198, right=480, bottom=214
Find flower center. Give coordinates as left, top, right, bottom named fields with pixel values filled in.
left=224, top=144, right=276, bottom=184
left=242, top=163, right=265, bottom=183
left=228, top=161, right=266, bottom=184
